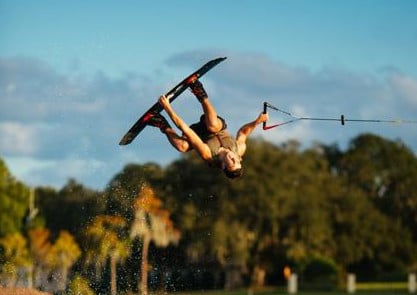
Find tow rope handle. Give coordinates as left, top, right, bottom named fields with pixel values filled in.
left=262, top=102, right=281, bottom=130
left=262, top=102, right=267, bottom=130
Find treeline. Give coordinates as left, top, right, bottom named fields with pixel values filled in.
left=1, top=133, right=417, bottom=294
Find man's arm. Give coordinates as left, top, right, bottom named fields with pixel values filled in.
left=235, top=112, right=269, bottom=156
left=158, top=95, right=212, bottom=161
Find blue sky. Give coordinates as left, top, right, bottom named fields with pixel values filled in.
left=1, top=0, right=417, bottom=189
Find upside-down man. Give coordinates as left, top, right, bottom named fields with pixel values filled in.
left=145, top=79, right=268, bottom=179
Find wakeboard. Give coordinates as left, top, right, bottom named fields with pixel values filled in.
left=119, top=57, right=227, bottom=145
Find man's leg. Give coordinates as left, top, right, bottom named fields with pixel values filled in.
left=189, top=80, right=223, bottom=133
left=164, top=128, right=191, bottom=153
left=144, top=112, right=190, bottom=152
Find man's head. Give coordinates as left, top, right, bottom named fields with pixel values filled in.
left=223, top=167, right=243, bottom=179
left=221, top=149, right=243, bottom=179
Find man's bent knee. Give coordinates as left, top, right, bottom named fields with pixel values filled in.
left=205, top=117, right=226, bottom=133
left=206, top=123, right=223, bottom=133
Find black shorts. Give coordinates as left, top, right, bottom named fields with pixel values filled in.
left=189, top=114, right=227, bottom=141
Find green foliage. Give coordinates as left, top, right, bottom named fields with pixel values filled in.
left=48, top=230, right=81, bottom=269
left=0, top=159, right=29, bottom=237
left=300, top=255, right=340, bottom=290
left=84, top=215, right=130, bottom=295
left=0, top=232, right=32, bottom=285
left=211, top=218, right=253, bottom=267
left=338, top=134, right=417, bottom=273
left=341, top=134, right=417, bottom=240
left=104, top=162, right=165, bottom=222
left=37, top=179, right=105, bottom=238
left=68, top=274, right=95, bottom=295
left=130, top=186, right=180, bottom=295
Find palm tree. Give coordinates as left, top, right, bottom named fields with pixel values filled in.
left=130, top=185, right=180, bottom=295
left=48, top=231, right=81, bottom=292
left=85, top=215, right=130, bottom=295
left=0, top=233, right=32, bottom=287
left=28, top=228, right=52, bottom=288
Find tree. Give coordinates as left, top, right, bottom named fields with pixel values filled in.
left=162, top=140, right=304, bottom=288
left=211, top=218, right=254, bottom=289
left=105, top=163, right=165, bottom=222
left=37, top=179, right=104, bottom=238
left=0, top=159, right=29, bottom=237
left=0, top=233, right=32, bottom=287
left=338, top=133, right=417, bottom=274
left=28, top=228, right=53, bottom=289
left=162, top=153, right=228, bottom=274
left=326, top=181, right=389, bottom=267
left=342, top=134, right=417, bottom=229
left=84, top=215, right=130, bottom=295
left=221, top=140, right=335, bottom=287
left=217, top=139, right=285, bottom=288
left=47, top=231, right=81, bottom=292
left=68, top=274, right=95, bottom=295
left=130, top=185, right=180, bottom=295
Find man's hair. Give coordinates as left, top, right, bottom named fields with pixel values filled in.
left=223, top=167, right=243, bottom=179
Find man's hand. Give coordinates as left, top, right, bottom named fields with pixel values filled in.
left=256, top=112, right=269, bottom=124
left=157, top=94, right=212, bottom=161
left=158, top=95, right=171, bottom=110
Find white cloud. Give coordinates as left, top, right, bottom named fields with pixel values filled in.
left=0, top=122, right=38, bottom=155
left=6, top=82, right=16, bottom=93
left=3, top=156, right=108, bottom=188
left=2, top=156, right=56, bottom=187
left=387, top=72, right=417, bottom=106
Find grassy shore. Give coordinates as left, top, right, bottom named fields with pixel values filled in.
left=172, top=282, right=410, bottom=295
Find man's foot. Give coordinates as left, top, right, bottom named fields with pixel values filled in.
left=143, top=112, right=171, bottom=133
left=188, top=78, right=208, bottom=103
